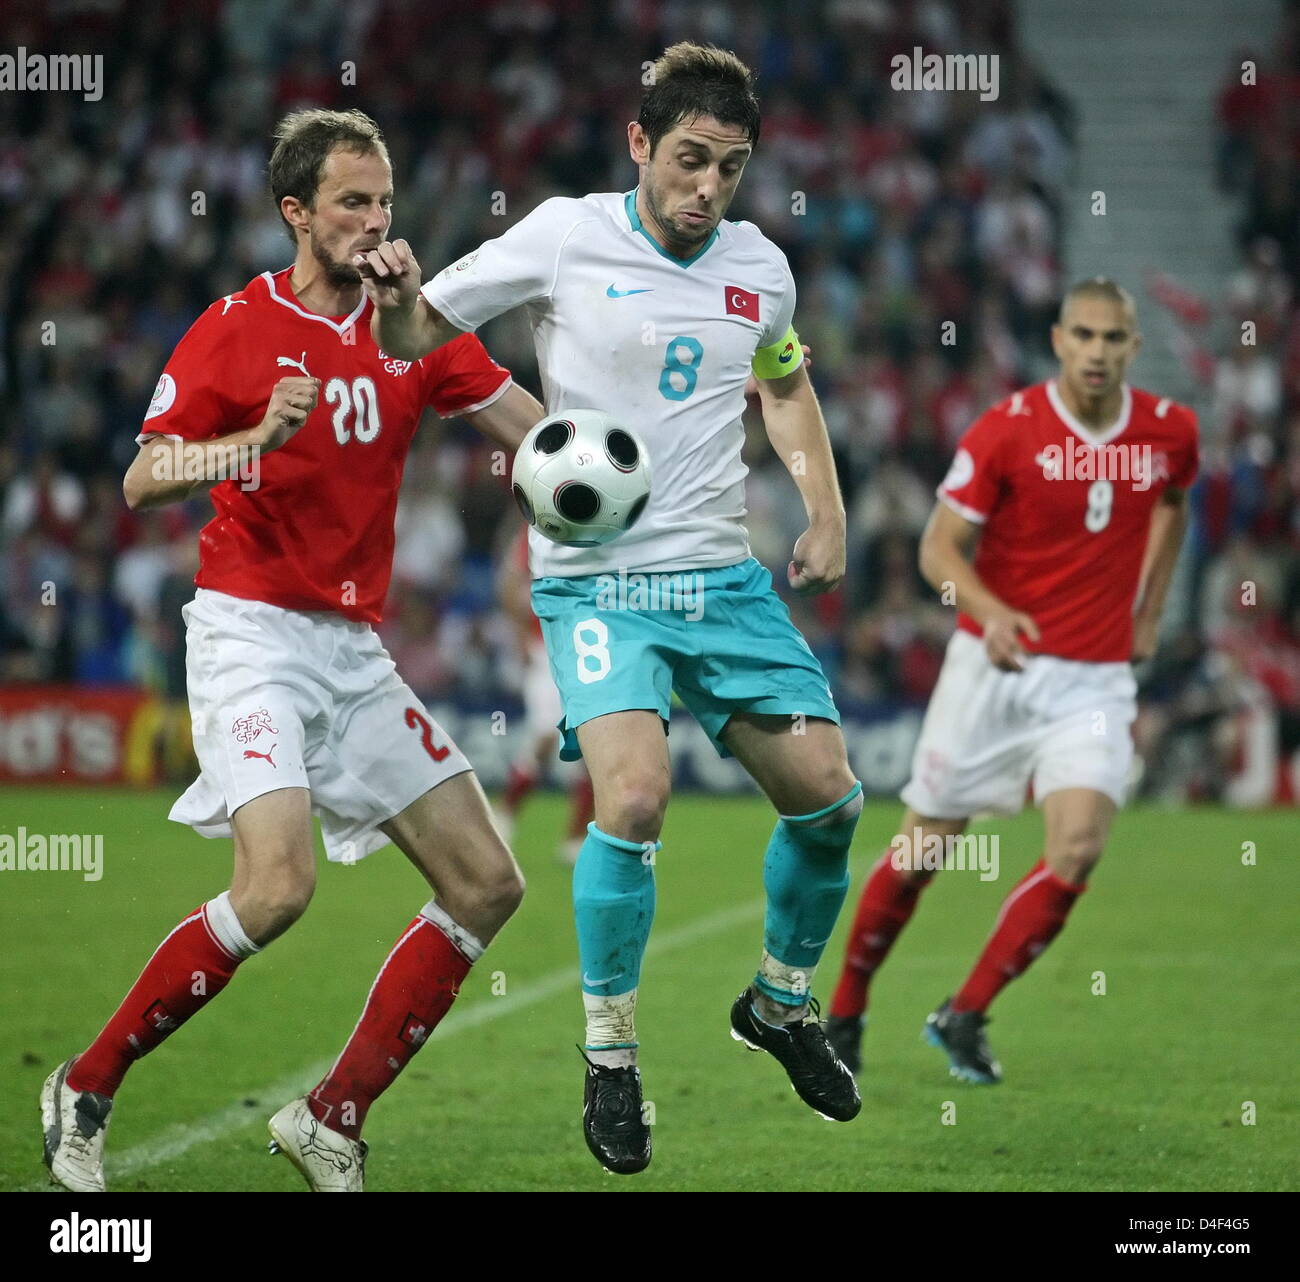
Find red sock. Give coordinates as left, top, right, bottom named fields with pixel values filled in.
left=830, top=851, right=932, bottom=1018
left=503, top=763, right=536, bottom=813
left=567, top=772, right=595, bottom=839
left=952, top=858, right=1083, bottom=1014
left=308, top=912, right=474, bottom=1140
left=67, top=903, right=244, bottom=1097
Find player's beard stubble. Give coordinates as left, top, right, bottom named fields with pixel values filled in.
left=310, top=227, right=364, bottom=289
left=643, top=177, right=718, bottom=257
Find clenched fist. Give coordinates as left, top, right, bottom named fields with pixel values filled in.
left=250, top=376, right=320, bottom=451
left=353, top=238, right=422, bottom=315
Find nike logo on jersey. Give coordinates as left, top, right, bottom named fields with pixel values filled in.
left=582, top=971, right=625, bottom=987
left=606, top=285, right=653, bottom=298
left=276, top=352, right=312, bottom=378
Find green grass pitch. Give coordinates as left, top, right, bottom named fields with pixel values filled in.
left=1, top=786, right=1295, bottom=1191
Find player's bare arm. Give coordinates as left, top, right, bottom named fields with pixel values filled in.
left=1131, top=486, right=1188, bottom=661
left=756, top=363, right=846, bottom=594
left=919, top=502, right=1041, bottom=672
left=463, top=383, right=545, bottom=451
left=495, top=543, right=536, bottom=663
left=355, top=238, right=461, bottom=361
left=122, top=375, right=320, bottom=511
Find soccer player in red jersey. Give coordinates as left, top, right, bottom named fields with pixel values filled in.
left=825, top=279, right=1199, bottom=1082
left=40, top=110, right=546, bottom=1192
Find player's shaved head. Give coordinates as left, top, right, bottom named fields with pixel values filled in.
left=269, top=109, right=391, bottom=244
left=638, top=42, right=760, bottom=156
left=1058, top=277, right=1137, bottom=328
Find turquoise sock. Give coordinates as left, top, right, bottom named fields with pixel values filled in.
left=756, top=782, right=863, bottom=1006
left=573, top=823, right=659, bottom=1002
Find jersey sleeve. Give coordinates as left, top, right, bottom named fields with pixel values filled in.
left=136, top=305, right=244, bottom=444
left=937, top=408, right=1009, bottom=524
left=420, top=197, right=590, bottom=334
left=423, top=333, right=513, bottom=419
left=751, top=252, right=804, bottom=379
left=1170, top=406, right=1200, bottom=489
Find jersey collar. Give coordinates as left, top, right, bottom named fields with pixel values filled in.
left=623, top=189, right=719, bottom=267
left=260, top=269, right=368, bottom=336
left=1046, top=379, right=1132, bottom=447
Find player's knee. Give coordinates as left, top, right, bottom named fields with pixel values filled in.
left=484, top=862, right=526, bottom=922
left=801, top=769, right=860, bottom=818
left=463, top=838, right=526, bottom=926
left=597, top=778, right=668, bottom=843
left=232, top=871, right=314, bottom=944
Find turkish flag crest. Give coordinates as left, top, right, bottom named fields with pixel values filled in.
left=725, top=286, right=760, bottom=321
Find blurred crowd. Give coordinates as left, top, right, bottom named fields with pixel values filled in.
left=0, top=0, right=1296, bottom=801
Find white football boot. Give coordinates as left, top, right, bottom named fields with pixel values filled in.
left=41, top=1057, right=113, bottom=1192
left=267, top=1097, right=367, bottom=1192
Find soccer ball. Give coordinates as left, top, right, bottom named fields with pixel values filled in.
left=512, top=409, right=651, bottom=547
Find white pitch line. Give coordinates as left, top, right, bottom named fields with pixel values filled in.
left=20, top=895, right=766, bottom=1190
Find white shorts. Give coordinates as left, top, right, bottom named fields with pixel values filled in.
left=171, top=589, right=472, bottom=862
left=900, top=629, right=1137, bottom=818
left=522, top=639, right=562, bottom=742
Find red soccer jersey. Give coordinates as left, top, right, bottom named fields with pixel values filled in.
left=138, top=269, right=511, bottom=623
left=937, top=380, right=1199, bottom=662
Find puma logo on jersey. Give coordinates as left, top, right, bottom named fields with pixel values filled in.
left=276, top=352, right=312, bottom=378
left=1035, top=448, right=1063, bottom=480
left=221, top=295, right=247, bottom=314
left=243, top=746, right=277, bottom=767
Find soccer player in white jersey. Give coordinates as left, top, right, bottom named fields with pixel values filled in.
left=355, top=43, right=864, bottom=1173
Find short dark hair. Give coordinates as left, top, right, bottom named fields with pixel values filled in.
left=1059, top=277, right=1137, bottom=325
left=268, top=108, right=390, bottom=243
left=637, top=42, right=760, bottom=155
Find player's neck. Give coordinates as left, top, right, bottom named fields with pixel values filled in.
left=1055, top=377, right=1124, bottom=433
left=287, top=255, right=363, bottom=318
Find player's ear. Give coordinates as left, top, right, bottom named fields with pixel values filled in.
left=628, top=120, right=649, bottom=166
left=280, top=195, right=310, bottom=238
left=1049, top=323, right=1063, bottom=360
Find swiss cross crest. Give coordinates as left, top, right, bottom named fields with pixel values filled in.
left=231, top=708, right=278, bottom=744
left=400, top=1013, right=429, bottom=1046
left=144, top=1000, right=179, bottom=1033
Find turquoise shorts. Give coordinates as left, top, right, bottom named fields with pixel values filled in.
left=530, top=557, right=840, bottom=761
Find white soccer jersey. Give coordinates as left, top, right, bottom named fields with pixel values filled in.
left=420, top=189, right=804, bottom=577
